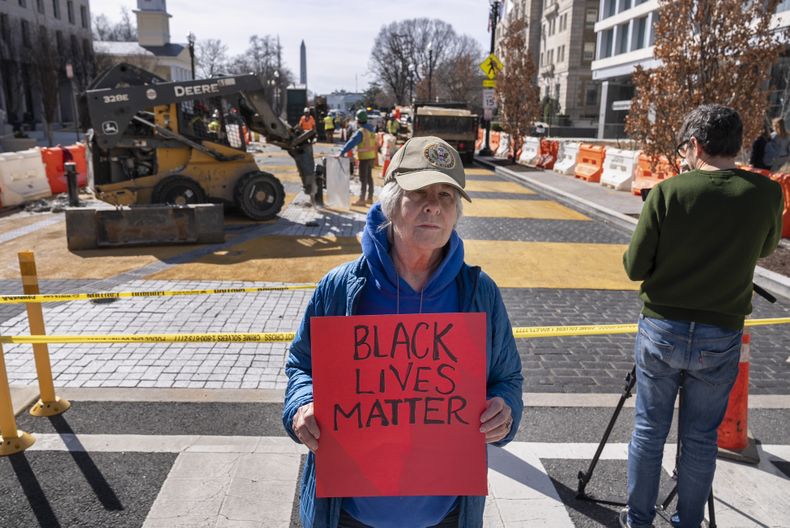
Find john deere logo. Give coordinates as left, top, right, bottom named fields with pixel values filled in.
left=423, top=143, right=455, bottom=169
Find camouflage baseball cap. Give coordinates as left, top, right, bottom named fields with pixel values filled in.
left=384, top=136, right=471, bottom=202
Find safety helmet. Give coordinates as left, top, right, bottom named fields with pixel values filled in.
left=303, top=107, right=310, bottom=114
left=356, top=109, right=368, bottom=123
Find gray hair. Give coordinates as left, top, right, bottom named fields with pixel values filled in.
left=377, top=180, right=464, bottom=233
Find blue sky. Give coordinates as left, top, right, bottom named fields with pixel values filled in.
left=90, top=0, right=494, bottom=94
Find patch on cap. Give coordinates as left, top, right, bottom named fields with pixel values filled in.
left=423, top=143, right=456, bottom=170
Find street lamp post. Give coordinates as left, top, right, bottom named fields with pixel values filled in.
left=479, top=0, right=501, bottom=156
left=187, top=32, right=196, bottom=80
left=427, top=42, right=434, bottom=103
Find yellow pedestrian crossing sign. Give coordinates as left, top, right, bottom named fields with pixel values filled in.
left=479, top=53, right=504, bottom=79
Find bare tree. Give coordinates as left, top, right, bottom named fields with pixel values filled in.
left=226, top=35, right=293, bottom=111
left=369, top=19, right=470, bottom=105
left=626, top=0, right=785, bottom=171
left=92, top=7, right=136, bottom=41
left=30, top=26, right=60, bottom=146
left=422, top=35, right=483, bottom=110
left=494, top=13, right=539, bottom=161
left=196, top=38, right=228, bottom=78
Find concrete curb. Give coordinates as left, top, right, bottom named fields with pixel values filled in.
left=12, top=386, right=790, bottom=410
left=476, top=158, right=790, bottom=301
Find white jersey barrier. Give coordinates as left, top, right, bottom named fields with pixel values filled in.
left=0, top=147, right=51, bottom=207
left=600, top=148, right=640, bottom=191
left=324, top=156, right=351, bottom=210
left=494, top=133, right=511, bottom=159
left=553, top=142, right=580, bottom=175
left=518, top=137, right=541, bottom=166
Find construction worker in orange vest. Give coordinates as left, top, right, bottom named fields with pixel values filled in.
left=299, top=107, right=316, bottom=132
left=339, top=109, right=377, bottom=206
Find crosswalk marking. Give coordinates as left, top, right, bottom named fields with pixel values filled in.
left=24, top=435, right=790, bottom=527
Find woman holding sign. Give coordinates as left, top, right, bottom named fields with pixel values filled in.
left=284, top=136, right=523, bottom=528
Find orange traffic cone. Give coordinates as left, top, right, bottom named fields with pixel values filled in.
left=717, top=331, right=759, bottom=464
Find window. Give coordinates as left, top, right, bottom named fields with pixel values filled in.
left=70, top=33, right=79, bottom=57
left=67, top=0, right=74, bottom=24
left=0, top=14, right=8, bottom=43
left=52, top=0, right=60, bottom=19
left=584, top=41, right=597, bottom=62
left=56, top=29, right=64, bottom=50
left=18, top=0, right=26, bottom=8
left=548, top=49, right=554, bottom=64
left=780, top=0, right=790, bottom=11
left=586, top=8, right=599, bottom=28
left=617, top=22, right=630, bottom=55
left=650, top=13, right=660, bottom=45
left=555, top=84, right=560, bottom=100
left=586, top=85, right=599, bottom=107
left=558, top=45, right=565, bottom=64
left=603, top=0, right=615, bottom=19
left=540, top=52, right=544, bottom=66
left=21, top=20, right=30, bottom=46
left=36, top=0, right=44, bottom=14
left=550, top=17, right=556, bottom=35
left=600, top=29, right=613, bottom=59
left=80, top=5, right=88, bottom=28
left=632, top=16, right=647, bottom=51
left=620, top=0, right=632, bottom=12
left=559, top=13, right=567, bottom=32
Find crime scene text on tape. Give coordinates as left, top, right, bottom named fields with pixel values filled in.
left=1, top=318, right=787, bottom=344
left=0, top=285, right=317, bottom=304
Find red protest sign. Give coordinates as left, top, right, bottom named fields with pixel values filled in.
left=311, top=312, right=487, bottom=497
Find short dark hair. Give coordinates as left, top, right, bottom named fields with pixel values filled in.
left=677, top=104, right=743, bottom=157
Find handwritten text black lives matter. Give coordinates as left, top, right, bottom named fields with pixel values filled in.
left=332, top=321, right=471, bottom=431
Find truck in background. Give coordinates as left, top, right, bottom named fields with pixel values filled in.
left=411, top=102, right=479, bottom=164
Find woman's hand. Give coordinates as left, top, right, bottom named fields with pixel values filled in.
left=479, top=397, right=514, bottom=444
left=293, top=402, right=321, bottom=453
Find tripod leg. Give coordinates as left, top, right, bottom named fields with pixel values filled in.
left=576, top=366, right=636, bottom=500
left=707, top=488, right=716, bottom=528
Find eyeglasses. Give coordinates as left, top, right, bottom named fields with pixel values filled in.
left=675, top=139, right=690, bottom=158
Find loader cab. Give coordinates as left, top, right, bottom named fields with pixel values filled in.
left=176, top=96, right=247, bottom=151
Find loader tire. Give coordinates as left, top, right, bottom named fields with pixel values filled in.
left=234, top=171, right=285, bottom=221
left=152, top=176, right=206, bottom=206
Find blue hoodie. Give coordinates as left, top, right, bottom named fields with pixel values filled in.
left=343, top=204, right=463, bottom=526
left=283, top=204, right=524, bottom=528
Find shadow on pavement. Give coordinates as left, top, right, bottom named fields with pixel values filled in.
left=49, top=415, right=124, bottom=511
left=8, top=453, right=62, bottom=528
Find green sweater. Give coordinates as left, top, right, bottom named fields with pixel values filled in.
left=623, top=168, right=784, bottom=330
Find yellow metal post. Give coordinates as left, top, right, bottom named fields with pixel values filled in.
left=0, top=342, right=35, bottom=455
left=17, top=252, right=70, bottom=417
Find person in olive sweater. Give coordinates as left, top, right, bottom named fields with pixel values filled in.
left=620, top=105, right=783, bottom=528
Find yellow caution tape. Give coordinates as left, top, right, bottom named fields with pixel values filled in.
left=0, top=285, right=317, bottom=304
left=1, top=318, right=787, bottom=345
left=0, top=332, right=297, bottom=344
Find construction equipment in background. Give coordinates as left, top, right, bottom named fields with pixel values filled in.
left=80, top=63, right=317, bottom=221
left=411, top=103, right=479, bottom=165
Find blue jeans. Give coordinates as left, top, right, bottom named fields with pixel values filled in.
left=627, top=315, right=742, bottom=528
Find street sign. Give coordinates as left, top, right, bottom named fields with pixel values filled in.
left=482, top=88, right=497, bottom=111
left=65, top=63, right=74, bottom=79
left=479, top=53, right=504, bottom=80
left=482, top=79, right=497, bottom=88
left=483, top=108, right=493, bottom=121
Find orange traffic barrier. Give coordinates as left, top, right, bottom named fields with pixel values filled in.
left=631, top=153, right=676, bottom=195
left=41, top=145, right=88, bottom=194
left=717, top=332, right=759, bottom=464
left=537, top=139, right=559, bottom=169
left=771, top=173, right=790, bottom=238
left=574, top=144, right=606, bottom=183
left=65, top=144, right=87, bottom=181
left=489, top=131, right=501, bottom=154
